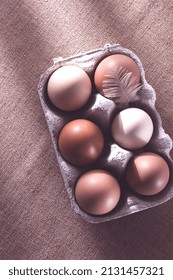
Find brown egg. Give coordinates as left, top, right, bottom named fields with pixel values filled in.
left=94, top=54, right=140, bottom=94
left=126, top=152, right=170, bottom=196
left=58, top=119, right=104, bottom=166
left=47, top=65, right=92, bottom=111
left=75, top=169, right=121, bottom=215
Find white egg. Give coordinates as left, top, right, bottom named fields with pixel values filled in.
left=111, top=108, right=154, bottom=150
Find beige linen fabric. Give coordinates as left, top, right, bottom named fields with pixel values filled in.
left=0, top=0, right=173, bottom=259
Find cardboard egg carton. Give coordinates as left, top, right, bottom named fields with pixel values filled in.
left=38, top=43, right=173, bottom=223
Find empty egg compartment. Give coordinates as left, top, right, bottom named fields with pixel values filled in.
left=38, top=43, right=173, bottom=223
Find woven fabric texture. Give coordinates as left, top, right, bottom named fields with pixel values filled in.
left=0, top=0, right=173, bottom=259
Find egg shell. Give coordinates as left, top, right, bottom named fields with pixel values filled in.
left=111, top=107, right=154, bottom=150
left=94, top=54, right=141, bottom=94
left=126, top=152, right=170, bottom=196
left=47, top=65, right=92, bottom=111
left=75, top=169, right=121, bottom=215
left=58, top=119, right=104, bottom=166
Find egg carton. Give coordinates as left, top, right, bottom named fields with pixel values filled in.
left=38, top=43, right=173, bottom=223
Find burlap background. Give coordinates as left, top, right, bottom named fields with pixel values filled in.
left=0, top=0, right=173, bottom=259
